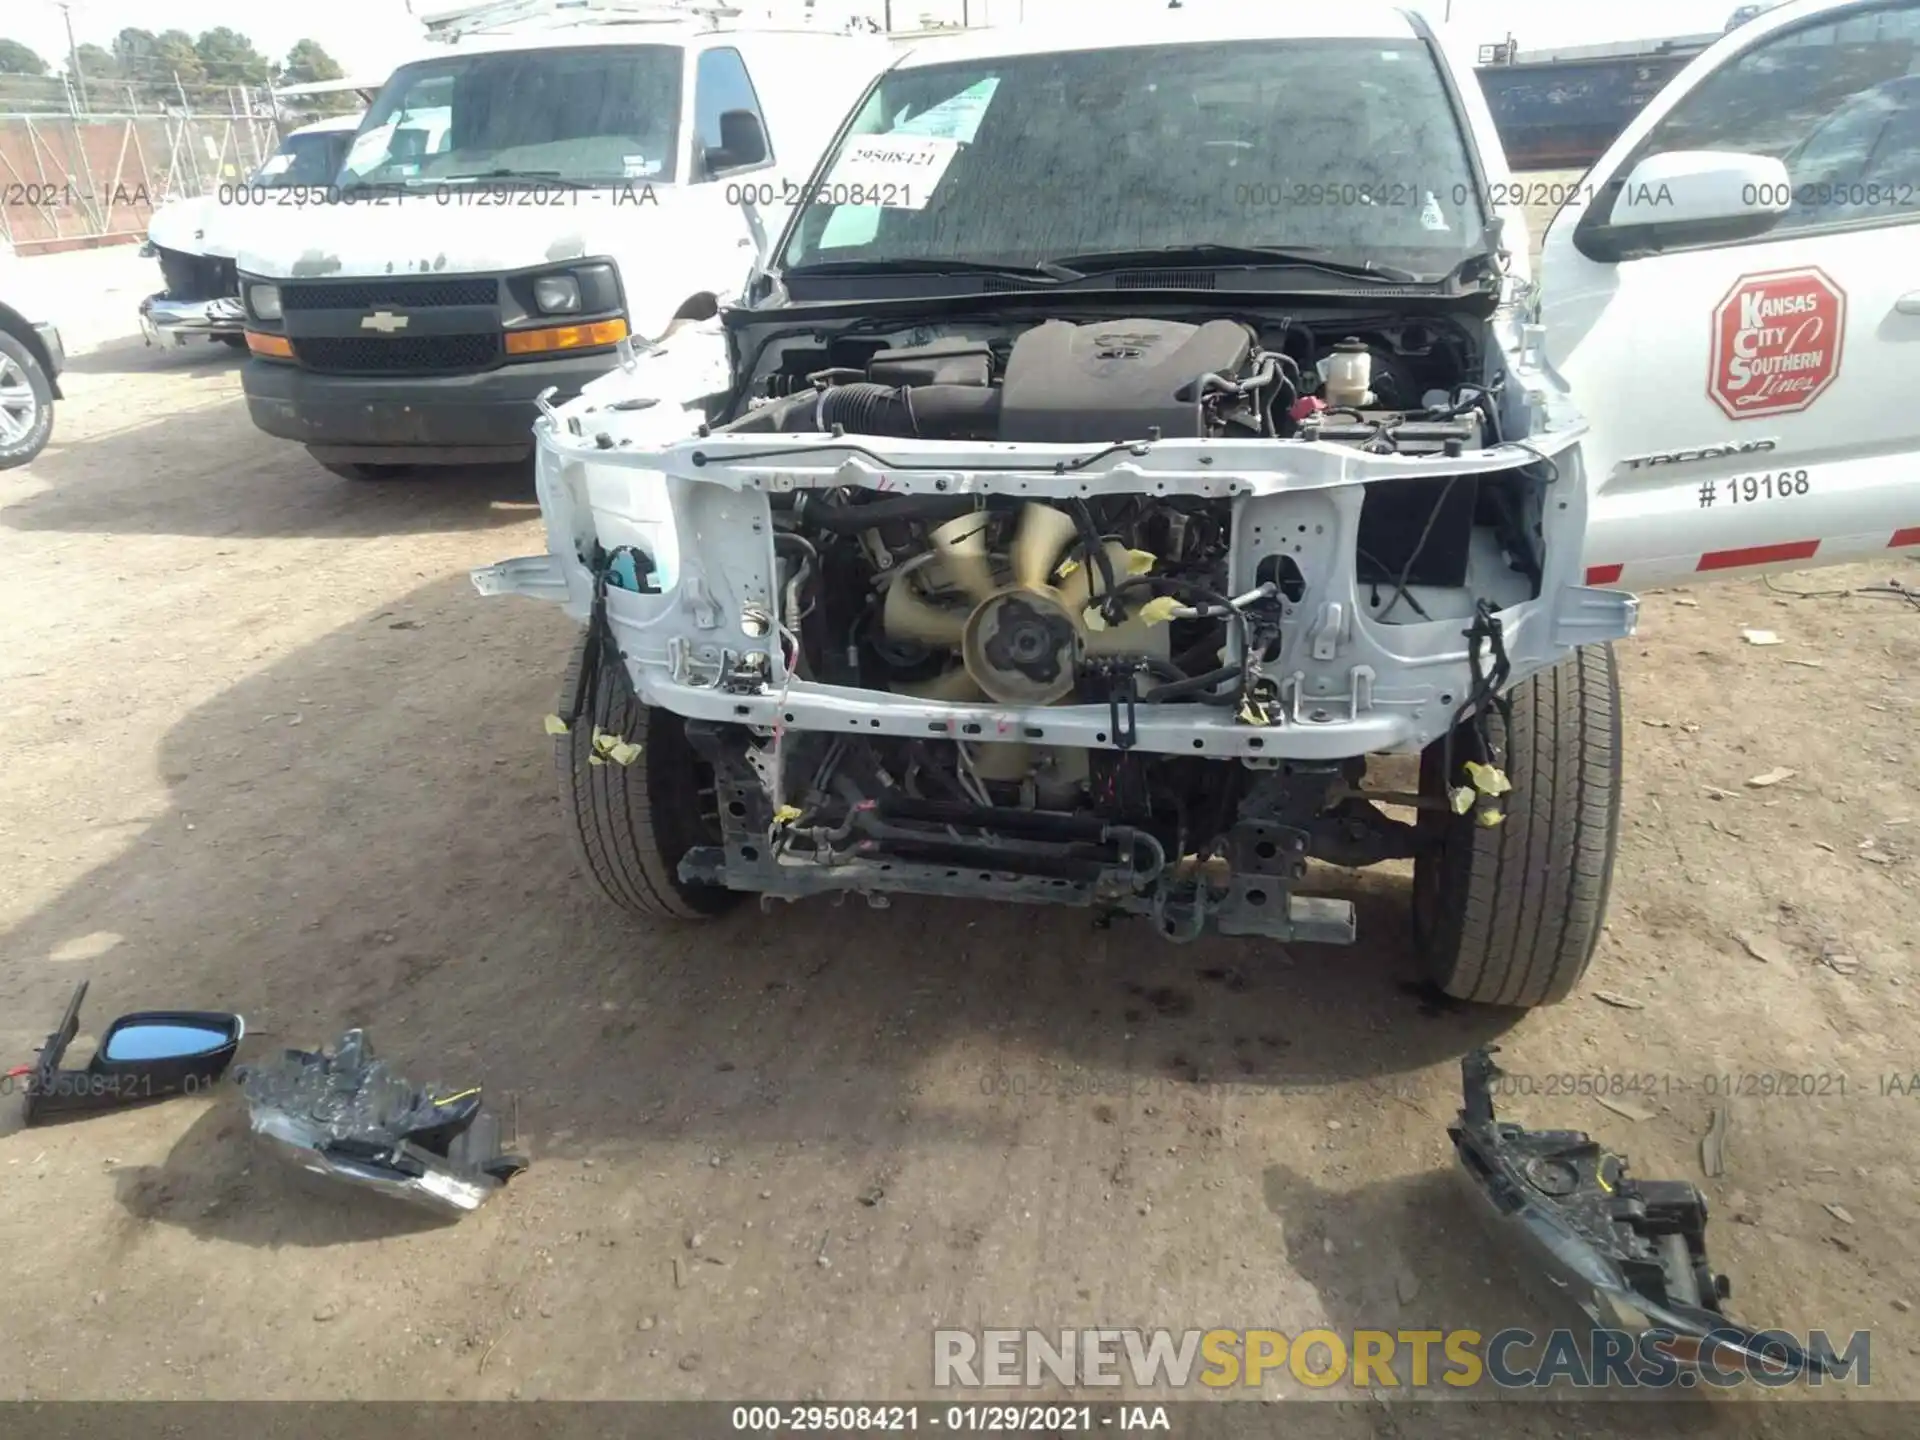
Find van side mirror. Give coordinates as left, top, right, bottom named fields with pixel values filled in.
left=703, top=110, right=769, bottom=176
left=1575, top=150, right=1790, bottom=263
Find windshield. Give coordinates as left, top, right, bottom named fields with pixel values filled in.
left=250, top=129, right=354, bottom=188
left=341, top=44, right=683, bottom=187
left=780, top=39, right=1486, bottom=276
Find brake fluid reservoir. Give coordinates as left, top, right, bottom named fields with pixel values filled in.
left=1321, top=337, right=1375, bottom=409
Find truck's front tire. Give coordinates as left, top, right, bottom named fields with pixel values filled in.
left=556, top=633, right=739, bottom=921
left=1412, top=643, right=1623, bottom=1008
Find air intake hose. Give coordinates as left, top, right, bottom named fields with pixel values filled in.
left=719, top=382, right=1001, bottom=439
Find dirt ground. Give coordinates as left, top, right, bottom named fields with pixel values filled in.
left=1, top=237, right=1915, bottom=1417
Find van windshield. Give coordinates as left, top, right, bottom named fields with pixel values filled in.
left=780, top=39, right=1486, bottom=276
left=341, top=44, right=684, bottom=187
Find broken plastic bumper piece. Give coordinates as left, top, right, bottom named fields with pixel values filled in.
left=1449, top=1046, right=1836, bottom=1379
left=237, top=1028, right=527, bottom=1216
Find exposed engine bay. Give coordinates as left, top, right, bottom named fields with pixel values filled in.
left=719, top=311, right=1534, bottom=713
left=492, top=298, right=1634, bottom=942
left=723, top=310, right=1494, bottom=449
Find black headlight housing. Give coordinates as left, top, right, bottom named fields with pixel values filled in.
left=504, top=262, right=623, bottom=323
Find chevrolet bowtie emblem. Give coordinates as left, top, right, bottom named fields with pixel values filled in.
left=361, top=310, right=409, bottom=333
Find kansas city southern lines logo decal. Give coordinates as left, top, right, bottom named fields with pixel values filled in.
left=1708, top=267, right=1845, bottom=420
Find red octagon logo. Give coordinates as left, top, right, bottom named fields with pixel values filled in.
left=1708, top=267, right=1846, bottom=420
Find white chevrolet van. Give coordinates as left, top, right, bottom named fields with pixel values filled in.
left=235, top=0, right=895, bottom=480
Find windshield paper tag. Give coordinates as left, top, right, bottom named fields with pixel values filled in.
left=823, top=134, right=958, bottom=211
left=623, top=154, right=661, bottom=178
left=344, top=123, right=395, bottom=174
left=1420, top=192, right=1450, bottom=231
left=258, top=153, right=295, bottom=177
left=893, top=77, right=999, bottom=143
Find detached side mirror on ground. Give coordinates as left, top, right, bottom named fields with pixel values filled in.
left=15, top=981, right=243, bottom=1126
left=1578, top=150, right=1790, bottom=262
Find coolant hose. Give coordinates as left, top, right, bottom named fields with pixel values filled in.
left=1143, top=663, right=1241, bottom=703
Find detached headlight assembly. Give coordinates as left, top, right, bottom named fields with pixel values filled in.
left=532, top=274, right=582, bottom=314
left=249, top=283, right=283, bottom=321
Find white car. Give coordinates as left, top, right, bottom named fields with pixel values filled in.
left=140, top=114, right=369, bottom=349
left=477, top=0, right=1919, bottom=1010
left=234, top=0, right=896, bottom=480
left=0, top=234, right=65, bottom=469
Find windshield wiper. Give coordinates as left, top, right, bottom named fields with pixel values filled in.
left=1043, top=243, right=1427, bottom=285
left=437, top=170, right=594, bottom=188
left=337, top=178, right=432, bottom=195
left=781, top=256, right=1085, bottom=284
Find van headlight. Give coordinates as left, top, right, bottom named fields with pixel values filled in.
left=533, top=275, right=582, bottom=314
left=249, top=283, right=283, bottom=320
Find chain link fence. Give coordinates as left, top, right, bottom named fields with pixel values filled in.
left=0, top=73, right=330, bottom=252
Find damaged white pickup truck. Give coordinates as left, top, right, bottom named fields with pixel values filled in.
left=476, top=0, right=1920, bottom=1009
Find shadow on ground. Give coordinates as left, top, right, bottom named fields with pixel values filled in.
left=0, top=573, right=1520, bottom=1248
left=57, top=336, right=247, bottom=377
left=7, top=392, right=537, bottom=539
left=110, top=1102, right=460, bottom=1248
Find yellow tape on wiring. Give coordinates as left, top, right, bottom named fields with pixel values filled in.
left=1464, top=761, right=1512, bottom=797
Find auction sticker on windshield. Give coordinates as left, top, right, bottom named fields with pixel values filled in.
left=894, top=78, right=1000, bottom=143
left=344, top=123, right=397, bottom=175
left=822, top=135, right=959, bottom=212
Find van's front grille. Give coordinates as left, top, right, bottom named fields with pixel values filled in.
left=294, top=334, right=502, bottom=375
left=158, top=246, right=238, bottom=301
left=279, top=277, right=499, bottom=311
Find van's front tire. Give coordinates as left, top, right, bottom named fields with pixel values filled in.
left=1412, top=643, right=1623, bottom=1008
left=557, top=632, right=739, bottom=921
left=317, top=459, right=418, bottom=482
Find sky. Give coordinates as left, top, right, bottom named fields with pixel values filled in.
left=9, top=0, right=1757, bottom=81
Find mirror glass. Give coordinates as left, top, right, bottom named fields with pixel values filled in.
left=103, top=1022, right=232, bottom=1063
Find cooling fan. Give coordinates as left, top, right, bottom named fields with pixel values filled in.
left=881, top=504, right=1173, bottom=701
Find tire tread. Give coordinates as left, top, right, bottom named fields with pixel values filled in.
left=556, top=636, right=722, bottom=921
left=1419, top=644, right=1623, bottom=1007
